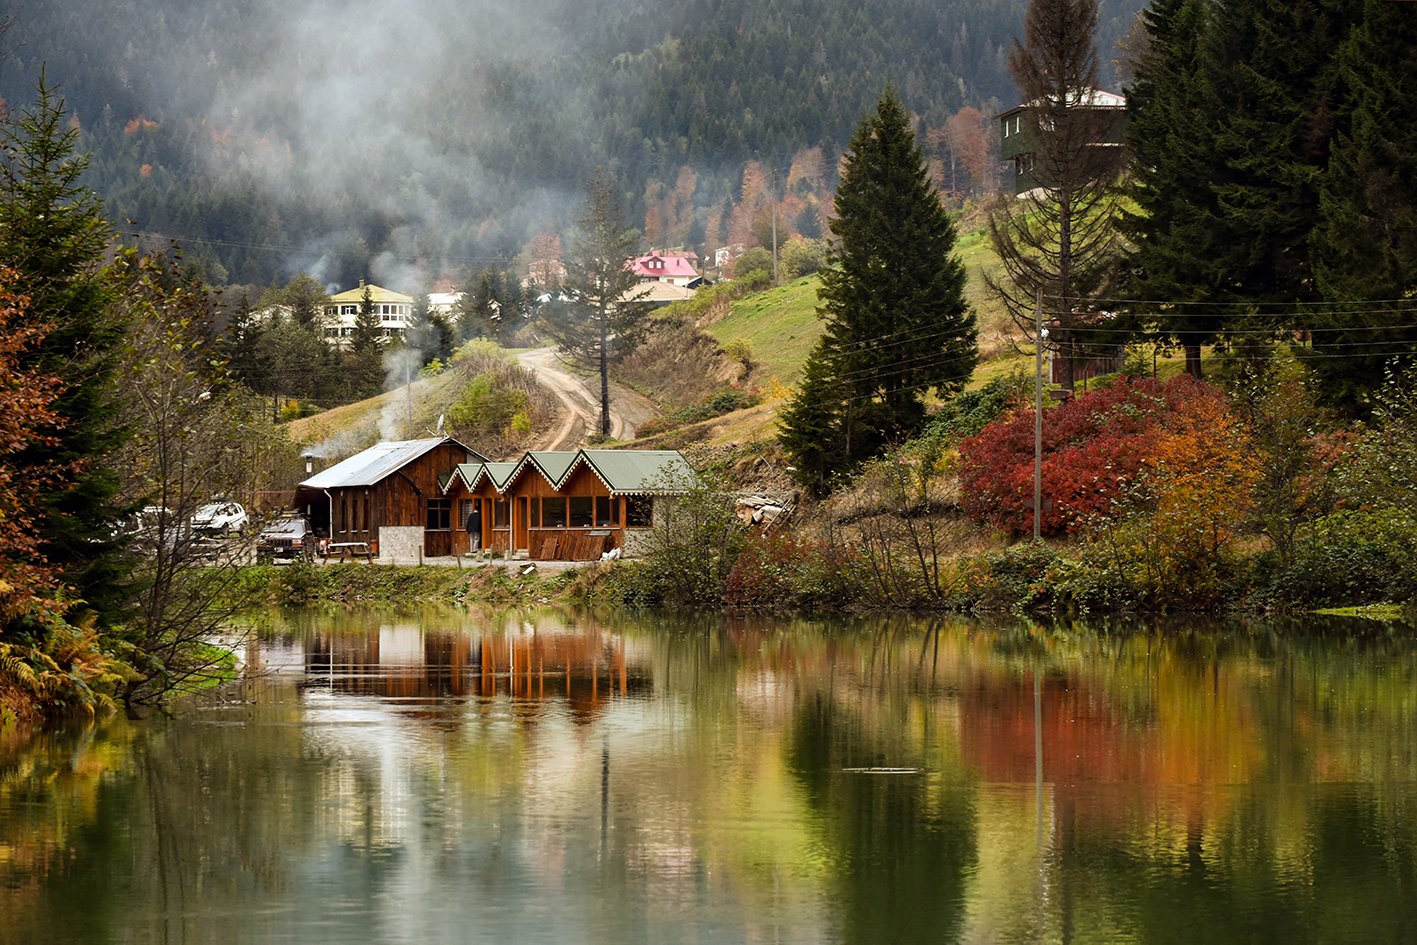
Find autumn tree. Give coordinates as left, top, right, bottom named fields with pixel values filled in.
left=986, top=0, right=1127, bottom=392
left=0, top=71, right=134, bottom=626
left=779, top=87, right=977, bottom=495
left=541, top=168, right=652, bottom=436
left=0, top=273, right=68, bottom=628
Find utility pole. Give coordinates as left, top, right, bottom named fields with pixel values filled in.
left=405, top=355, right=413, bottom=440
left=771, top=168, right=779, bottom=286
left=1034, top=286, right=1043, bottom=540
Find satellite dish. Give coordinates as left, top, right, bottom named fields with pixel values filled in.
left=436, top=414, right=445, bottom=436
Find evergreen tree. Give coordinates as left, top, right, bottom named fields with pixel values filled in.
left=1309, top=0, right=1417, bottom=412
left=780, top=87, right=977, bottom=493
left=543, top=168, right=653, bottom=437
left=403, top=292, right=444, bottom=364
left=1124, top=0, right=1359, bottom=379
left=221, top=289, right=272, bottom=394
left=346, top=282, right=386, bottom=401
left=1119, top=0, right=1224, bottom=378
left=0, top=72, right=134, bottom=626
left=985, top=0, right=1126, bottom=391
left=283, top=272, right=328, bottom=333
left=350, top=282, right=384, bottom=354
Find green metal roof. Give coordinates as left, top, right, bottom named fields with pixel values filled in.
left=511, top=451, right=580, bottom=488
left=441, top=450, right=696, bottom=495
left=444, top=462, right=519, bottom=494
left=569, top=450, right=698, bottom=494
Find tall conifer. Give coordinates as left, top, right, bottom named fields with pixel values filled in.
left=780, top=87, right=976, bottom=493
left=0, top=73, right=133, bottom=626
left=1309, top=0, right=1417, bottom=412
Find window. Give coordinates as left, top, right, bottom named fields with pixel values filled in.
left=595, top=496, right=617, bottom=527
left=542, top=496, right=567, bottom=528
left=626, top=495, right=653, bottom=528
left=494, top=498, right=509, bottom=528
left=363, top=497, right=370, bottom=532
left=569, top=496, right=593, bottom=527
left=426, top=498, right=451, bottom=530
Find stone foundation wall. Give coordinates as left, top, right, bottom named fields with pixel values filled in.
left=378, top=526, right=424, bottom=561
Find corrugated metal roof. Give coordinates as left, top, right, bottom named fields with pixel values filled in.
left=570, top=450, right=698, bottom=494
left=299, top=437, right=480, bottom=489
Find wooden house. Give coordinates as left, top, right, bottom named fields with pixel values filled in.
left=443, top=448, right=696, bottom=560
left=999, top=88, right=1126, bottom=195
left=293, top=437, right=488, bottom=557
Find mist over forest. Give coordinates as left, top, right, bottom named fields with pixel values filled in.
left=0, top=0, right=1145, bottom=292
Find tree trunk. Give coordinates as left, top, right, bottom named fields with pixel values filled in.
left=599, top=311, right=611, bottom=436
left=1185, top=342, right=1203, bottom=378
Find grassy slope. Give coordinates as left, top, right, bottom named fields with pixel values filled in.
left=286, top=361, right=477, bottom=455
left=701, top=276, right=826, bottom=388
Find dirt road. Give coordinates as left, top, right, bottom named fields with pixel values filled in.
left=516, top=347, right=657, bottom=450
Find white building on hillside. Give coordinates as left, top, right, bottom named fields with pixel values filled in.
left=322, top=281, right=416, bottom=344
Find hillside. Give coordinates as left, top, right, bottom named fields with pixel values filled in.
left=0, top=0, right=1149, bottom=291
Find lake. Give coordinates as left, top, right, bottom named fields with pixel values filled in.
left=2, top=606, right=1415, bottom=944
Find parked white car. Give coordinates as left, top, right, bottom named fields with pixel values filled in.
left=192, top=500, right=248, bottom=536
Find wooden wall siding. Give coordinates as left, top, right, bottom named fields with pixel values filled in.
left=530, top=530, right=613, bottom=561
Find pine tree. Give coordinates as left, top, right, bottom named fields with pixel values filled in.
left=779, top=87, right=977, bottom=492
left=404, top=292, right=444, bottom=364
left=543, top=168, right=653, bottom=437
left=1309, top=0, right=1417, bottom=413
left=1118, top=0, right=1224, bottom=378
left=0, top=71, right=134, bottom=627
left=350, top=283, right=384, bottom=354
left=1124, top=0, right=1360, bottom=379
left=346, top=282, right=386, bottom=401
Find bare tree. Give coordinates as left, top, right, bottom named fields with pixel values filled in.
left=986, top=0, right=1127, bottom=391
left=112, top=258, right=301, bottom=716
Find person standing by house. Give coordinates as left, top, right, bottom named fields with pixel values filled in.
left=465, top=500, right=484, bottom=559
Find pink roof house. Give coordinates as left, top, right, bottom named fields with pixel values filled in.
left=628, top=252, right=700, bottom=286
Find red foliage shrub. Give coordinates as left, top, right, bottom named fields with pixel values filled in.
left=957, top=376, right=1228, bottom=536
left=723, top=531, right=819, bottom=608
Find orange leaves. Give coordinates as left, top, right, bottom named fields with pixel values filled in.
left=0, top=270, right=71, bottom=624
left=1146, top=387, right=1259, bottom=565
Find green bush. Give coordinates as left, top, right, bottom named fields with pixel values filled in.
left=1265, top=509, right=1417, bottom=608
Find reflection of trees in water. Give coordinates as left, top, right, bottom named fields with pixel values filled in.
left=5, top=611, right=1417, bottom=943
left=786, top=683, right=978, bottom=944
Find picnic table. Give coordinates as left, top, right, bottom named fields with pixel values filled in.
left=324, top=541, right=374, bottom=563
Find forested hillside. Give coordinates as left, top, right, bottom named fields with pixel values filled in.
left=0, top=0, right=1144, bottom=291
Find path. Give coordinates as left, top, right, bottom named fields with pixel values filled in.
left=516, top=347, right=656, bottom=450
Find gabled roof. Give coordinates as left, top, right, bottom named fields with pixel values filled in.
left=298, top=437, right=484, bottom=489
left=443, top=462, right=518, bottom=494
left=628, top=252, right=699, bottom=280
left=562, top=450, right=698, bottom=494
left=505, top=450, right=581, bottom=490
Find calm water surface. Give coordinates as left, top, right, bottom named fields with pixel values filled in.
left=3, top=607, right=1416, bottom=944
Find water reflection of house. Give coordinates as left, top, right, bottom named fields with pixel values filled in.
left=301, top=626, right=651, bottom=719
